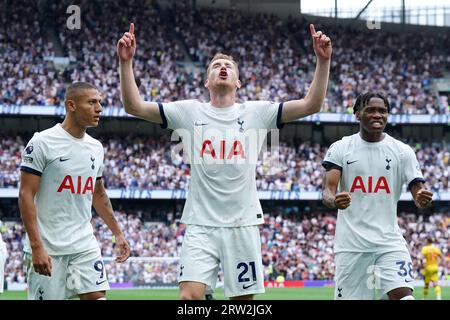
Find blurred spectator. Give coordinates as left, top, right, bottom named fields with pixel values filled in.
left=1, top=134, right=447, bottom=192
left=1, top=1, right=449, bottom=115
left=3, top=211, right=448, bottom=285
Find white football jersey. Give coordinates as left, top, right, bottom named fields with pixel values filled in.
left=20, top=124, right=104, bottom=255
left=323, top=133, right=424, bottom=253
left=160, top=100, right=283, bottom=226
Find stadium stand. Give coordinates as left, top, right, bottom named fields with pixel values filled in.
left=2, top=210, right=448, bottom=286
left=1, top=0, right=449, bottom=114
left=0, top=134, right=448, bottom=192
left=0, top=0, right=449, bottom=297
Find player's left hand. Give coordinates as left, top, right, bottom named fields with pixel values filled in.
left=416, top=189, right=433, bottom=208
left=115, top=234, right=131, bottom=263
left=310, top=24, right=332, bottom=61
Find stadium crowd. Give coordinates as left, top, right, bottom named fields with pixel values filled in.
left=286, top=17, right=450, bottom=115
left=2, top=210, right=448, bottom=286
left=1, top=0, right=449, bottom=293
left=1, top=1, right=449, bottom=114
left=0, top=134, right=448, bottom=193
left=0, top=2, right=63, bottom=107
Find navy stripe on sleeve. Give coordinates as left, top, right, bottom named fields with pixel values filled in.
left=322, top=161, right=342, bottom=172
left=20, top=166, right=42, bottom=176
left=158, top=102, right=168, bottom=129
left=276, top=102, right=285, bottom=129
left=407, top=177, right=426, bottom=191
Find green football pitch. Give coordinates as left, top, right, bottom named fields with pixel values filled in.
left=1, top=287, right=449, bottom=300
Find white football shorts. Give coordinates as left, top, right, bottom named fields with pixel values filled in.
left=178, top=224, right=265, bottom=298
left=334, top=250, right=414, bottom=300
left=25, top=247, right=109, bottom=300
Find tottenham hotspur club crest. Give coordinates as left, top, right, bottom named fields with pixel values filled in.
left=90, top=155, right=95, bottom=170
left=179, top=265, right=184, bottom=277
left=385, top=157, right=392, bottom=170
left=38, top=288, right=44, bottom=300
left=237, top=118, right=244, bottom=133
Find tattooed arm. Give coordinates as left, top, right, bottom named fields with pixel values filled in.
left=322, top=168, right=352, bottom=210
left=93, top=179, right=130, bottom=262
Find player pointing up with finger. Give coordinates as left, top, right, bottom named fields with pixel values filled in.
left=118, top=22, right=332, bottom=300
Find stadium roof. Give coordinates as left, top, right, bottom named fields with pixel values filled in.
left=299, top=0, right=450, bottom=26
left=208, top=0, right=450, bottom=27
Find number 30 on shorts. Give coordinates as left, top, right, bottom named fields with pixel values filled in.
left=237, top=261, right=257, bottom=282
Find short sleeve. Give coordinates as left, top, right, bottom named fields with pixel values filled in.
left=256, top=101, right=284, bottom=130
left=322, top=140, right=343, bottom=171
left=402, top=146, right=425, bottom=190
left=20, top=133, right=47, bottom=176
left=159, top=100, right=194, bottom=130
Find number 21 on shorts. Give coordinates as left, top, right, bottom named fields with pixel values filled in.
left=237, top=261, right=257, bottom=289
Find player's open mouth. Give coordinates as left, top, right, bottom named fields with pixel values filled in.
left=94, top=116, right=100, bottom=121
left=219, top=71, right=227, bottom=79
left=370, top=121, right=383, bottom=128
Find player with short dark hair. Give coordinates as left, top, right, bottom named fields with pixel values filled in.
left=322, top=92, right=433, bottom=300
left=19, top=81, right=130, bottom=300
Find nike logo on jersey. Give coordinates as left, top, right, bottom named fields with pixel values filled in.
left=346, top=160, right=358, bottom=165
left=59, top=157, right=70, bottom=162
left=242, top=282, right=256, bottom=290
left=404, top=279, right=414, bottom=283
left=96, top=279, right=107, bottom=285
left=194, top=121, right=208, bottom=126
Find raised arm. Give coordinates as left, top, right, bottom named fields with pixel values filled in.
left=117, top=23, right=162, bottom=123
left=409, top=181, right=433, bottom=209
left=322, top=168, right=351, bottom=210
left=281, top=24, right=332, bottom=123
left=18, top=171, right=52, bottom=276
left=93, top=179, right=130, bottom=263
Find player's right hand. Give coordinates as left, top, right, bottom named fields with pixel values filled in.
left=32, top=246, right=52, bottom=277
left=334, top=192, right=352, bottom=210
left=117, top=23, right=136, bottom=62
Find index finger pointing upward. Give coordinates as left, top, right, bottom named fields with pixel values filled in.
left=310, top=24, right=316, bottom=36
left=129, top=22, right=134, bottom=35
